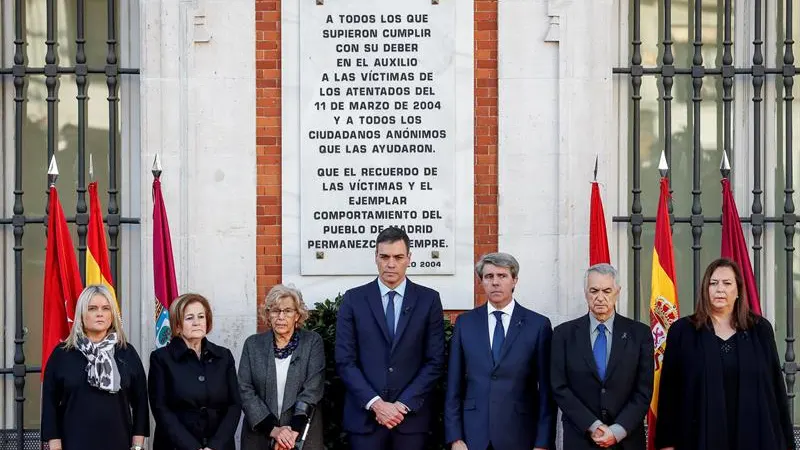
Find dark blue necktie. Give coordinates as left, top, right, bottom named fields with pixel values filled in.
left=491, top=311, right=505, bottom=364
left=593, top=323, right=608, bottom=380
left=386, top=291, right=397, bottom=341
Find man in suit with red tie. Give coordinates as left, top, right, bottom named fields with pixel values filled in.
left=444, top=252, right=556, bottom=450
left=550, top=263, right=653, bottom=449
left=335, top=226, right=446, bottom=450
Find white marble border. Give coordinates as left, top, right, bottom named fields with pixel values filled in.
left=282, top=0, right=475, bottom=310
left=139, top=0, right=258, bottom=360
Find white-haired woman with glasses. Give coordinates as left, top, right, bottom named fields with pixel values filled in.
left=239, top=284, right=325, bottom=450
left=41, top=284, right=149, bottom=450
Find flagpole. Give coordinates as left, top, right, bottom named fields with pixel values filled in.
left=720, top=148, right=731, bottom=179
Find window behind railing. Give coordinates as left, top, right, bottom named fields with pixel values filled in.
left=614, top=0, right=800, bottom=424
left=0, top=1, right=140, bottom=448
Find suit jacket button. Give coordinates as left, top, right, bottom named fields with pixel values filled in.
left=388, top=367, right=394, bottom=373
left=491, top=375, right=497, bottom=380
left=601, top=388, right=606, bottom=394
left=198, top=375, right=206, bottom=382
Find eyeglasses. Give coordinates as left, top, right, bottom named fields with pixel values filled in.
left=269, top=308, right=297, bottom=318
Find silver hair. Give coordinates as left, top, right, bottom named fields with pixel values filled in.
left=583, top=263, right=620, bottom=291
left=262, top=284, right=310, bottom=327
left=475, top=252, right=520, bottom=279
left=64, top=284, right=127, bottom=349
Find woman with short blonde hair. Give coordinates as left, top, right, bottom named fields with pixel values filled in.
left=240, top=284, right=325, bottom=450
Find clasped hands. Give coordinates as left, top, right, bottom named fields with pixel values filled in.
left=270, top=425, right=300, bottom=450
left=591, top=425, right=618, bottom=448
left=370, top=399, right=409, bottom=429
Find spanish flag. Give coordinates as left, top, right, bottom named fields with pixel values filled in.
left=86, top=182, right=117, bottom=307
left=647, top=176, right=680, bottom=450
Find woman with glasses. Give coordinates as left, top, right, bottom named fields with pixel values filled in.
left=148, top=293, right=242, bottom=450
left=41, top=284, right=149, bottom=450
left=239, top=284, right=325, bottom=450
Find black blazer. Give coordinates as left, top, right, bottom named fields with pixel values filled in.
left=148, top=337, right=242, bottom=450
left=551, top=313, right=653, bottom=450
left=655, top=315, right=794, bottom=450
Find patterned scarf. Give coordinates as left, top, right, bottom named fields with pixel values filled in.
left=273, top=331, right=300, bottom=359
left=76, top=332, right=121, bottom=393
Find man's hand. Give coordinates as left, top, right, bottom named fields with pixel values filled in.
left=370, top=399, right=405, bottom=428
left=394, top=401, right=410, bottom=415
left=451, top=439, right=468, bottom=450
left=592, top=425, right=617, bottom=448
left=270, top=425, right=299, bottom=449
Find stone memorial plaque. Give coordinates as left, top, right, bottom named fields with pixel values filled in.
left=299, top=0, right=456, bottom=275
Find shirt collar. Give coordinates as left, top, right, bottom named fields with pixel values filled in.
left=487, top=299, right=516, bottom=317
left=589, top=312, right=616, bottom=333
left=377, top=277, right=407, bottom=298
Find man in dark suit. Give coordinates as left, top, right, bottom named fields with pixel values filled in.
left=335, top=226, right=446, bottom=450
left=444, top=252, right=556, bottom=450
left=550, top=263, right=654, bottom=449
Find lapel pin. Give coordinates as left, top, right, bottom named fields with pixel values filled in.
left=621, top=332, right=629, bottom=340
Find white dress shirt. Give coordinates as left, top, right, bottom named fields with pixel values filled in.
left=487, top=299, right=515, bottom=348
left=377, top=278, right=407, bottom=332
left=586, top=312, right=627, bottom=442
left=274, top=356, right=292, bottom=414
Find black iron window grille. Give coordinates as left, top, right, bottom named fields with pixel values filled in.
left=0, top=1, right=139, bottom=448
left=614, top=0, right=799, bottom=424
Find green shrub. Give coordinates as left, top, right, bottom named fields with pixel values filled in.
left=305, top=295, right=454, bottom=450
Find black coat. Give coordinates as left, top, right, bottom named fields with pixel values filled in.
left=148, top=337, right=242, bottom=450
left=551, top=313, right=654, bottom=450
left=41, top=343, right=150, bottom=450
left=654, top=315, right=794, bottom=450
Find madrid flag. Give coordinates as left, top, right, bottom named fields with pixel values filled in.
left=42, top=186, right=83, bottom=376
left=647, top=177, right=680, bottom=450
left=721, top=178, right=762, bottom=315
left=153, top=176, right=179, bottom=347
left=86, top=182, right=117, bottom=307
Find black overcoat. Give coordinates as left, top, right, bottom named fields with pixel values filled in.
left=148, top=337, right=242, bottom=450
left=655, top=315, right=794, bottom=450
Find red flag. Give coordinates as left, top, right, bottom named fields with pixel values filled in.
left=721, top=178, right=762, bottom=315
left=153, top=177, right=179, bottom=347
left=590, top=181, right=611, bottom=265
left=42, top=186, right=83, bottom=376
left=647, top=177, right=680, bottom=450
